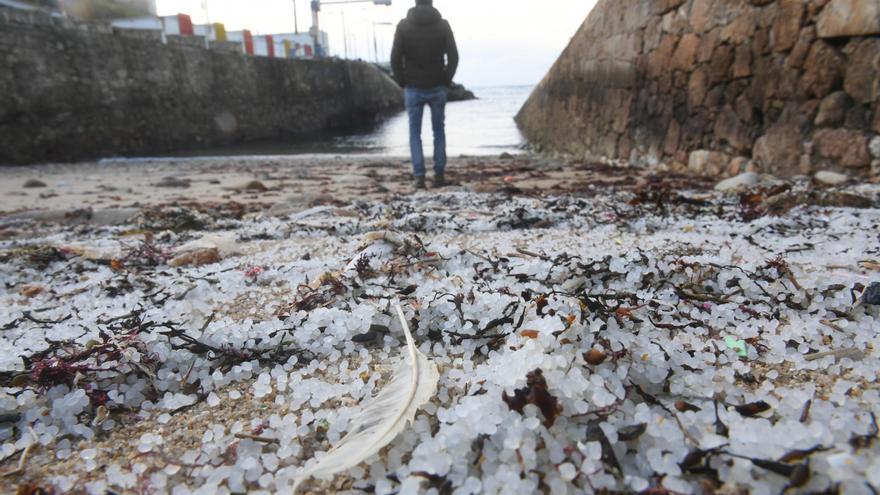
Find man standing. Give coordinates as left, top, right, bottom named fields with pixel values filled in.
left=391, top=0, right=459, bottom=189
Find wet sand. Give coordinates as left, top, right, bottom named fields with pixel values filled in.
left=0, top=154, right=696, bottom=219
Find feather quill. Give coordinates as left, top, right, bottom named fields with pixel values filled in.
left=293, top=305, right=439, bottom=492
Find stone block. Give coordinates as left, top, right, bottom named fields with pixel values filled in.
left=800, top=40, right=844, bottom=98
left=656, top=0, right=687, bottom=15
left=771, top=0, right=805, bottom=52
left=697, top=29, right=721, bottom=63
left=753, top=125, right=803, bottom=174
left=672, top=34, right=700, bottom=71
left=709, top=45, right=734, bottom=83
left=843, top=39, right=880, bottom=104
left=721, top=10, right=757, bottom=44
left=662, top=8, right=689, bottom=33
left=735, top=93, right=757, bottom=124
left=785, top=26, right=816, bottom=69
left=647, top=34, right=679, bottom=78
left=814, top=91, right=851, bottom=126
left=753, top=27, right=771, bottom=56
left=690, top=0, right=715, bottom=33
left=813, top=128, right=871, bottom=167
left=643, top=19, right=663, bottom=53
left=689, top=149, right=731, bottom=176
left=816, top=0, right=880, bottom=38
left=733, top=44, right=753, bottom=79
left=688, top=68, right=709, bottom=108
left=714, top=105, right=753, bottom=152
left=663, top=119, right=682, bottom=155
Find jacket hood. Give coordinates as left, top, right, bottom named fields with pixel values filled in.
left=406, top=5, right=442, bottom=26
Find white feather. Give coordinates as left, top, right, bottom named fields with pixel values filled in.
left=293, top=305, right=439, bottom=492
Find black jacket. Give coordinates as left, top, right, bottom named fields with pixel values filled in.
left=390, top=5, right=459, bottom=89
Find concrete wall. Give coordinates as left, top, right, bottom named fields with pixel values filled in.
left=516, top=0, right=880, bottom=178
left=0, top=7, right=403, bottom=165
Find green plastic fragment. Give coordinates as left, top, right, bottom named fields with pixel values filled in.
left=724, top=336, right=748, bottom=358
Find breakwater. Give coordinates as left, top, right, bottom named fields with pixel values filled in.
left=517, top=0, right=880, bottom=177
left=0, top=7, right=403, bottom=165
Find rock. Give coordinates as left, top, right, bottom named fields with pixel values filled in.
left=870, top=136, right=880, bottom=158
left=801, top=41, right=844, bottom=98
left=688, top=150, right=731, bottom=176
left=772, top=0, right=805, bottom=52
left=447, top=83, right=477, bottom=102
left=174, top=233, right=240, bottom=258
left=23, top=179, right=47, bottom=188
left=843, top=39, right=880, bottom=104
left=753, top=125, right=802, bottom=174
left=727, top=156, right=752, bottom=176
left=817, top=0, right=880, bottom=38
left=763, top=190, right=874, bottom=214
left=500, top=152, right=514, bottom=160
left=154, top=177, right=191, bottom=189
left=814, top=129, right=871, bottom=167
left=19, top=284, right=45, bottom=298
left=814, top=91, right=851, bottom=126
left=861, top=282, right=880, bottom=306
left=814, top=170, right=849, bottom=185
left=240, top=180, right=268, bottom=192
left=716, top=172, right=761, bottom=192
left=351, top=324, right=390, bottom=344
left=169, top=247, right=221, bottom=267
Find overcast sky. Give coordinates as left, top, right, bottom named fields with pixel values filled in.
left=155, top=0, right=597, bottom=87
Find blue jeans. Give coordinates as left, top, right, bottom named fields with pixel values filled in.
left=405, top=86, right=447, bottom=178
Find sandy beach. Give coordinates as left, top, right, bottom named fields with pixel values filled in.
left=1, top=154, right=879, bottom=494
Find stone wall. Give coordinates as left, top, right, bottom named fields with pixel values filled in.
left=0, top=7, right=403, bottom=165
left=516, top=0, right=880, bottom=177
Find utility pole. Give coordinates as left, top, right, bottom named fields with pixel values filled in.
left=292, top=0, right=299, bottom=33
left=372, top=21, right=392, bottom=64
left=309, top=0, right=392, bottom=59
left=341, top=10, right=348, bottom=59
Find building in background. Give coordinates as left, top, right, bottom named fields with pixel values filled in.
left=270, top=32, right=326, bottom=59
left=227, top=29, right=254, bottom=55
left=2, top=0, right=330, bottom=59
left=160, top=13, right=192, bottom=36
left=193, top=22, right=227, bottom=42
left=253, top=34, right=275, bottom=57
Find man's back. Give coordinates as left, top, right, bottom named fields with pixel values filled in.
left=391, top=3, right=458, bottom=90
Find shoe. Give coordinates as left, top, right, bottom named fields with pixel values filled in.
left=414, top=176, right=426, bottom=190
left=433, top=174, right=446, bottom=188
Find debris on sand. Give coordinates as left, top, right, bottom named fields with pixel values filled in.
left=23, top=179, right=47, bottom=189
left=0, top=175, right=878, bottom=494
